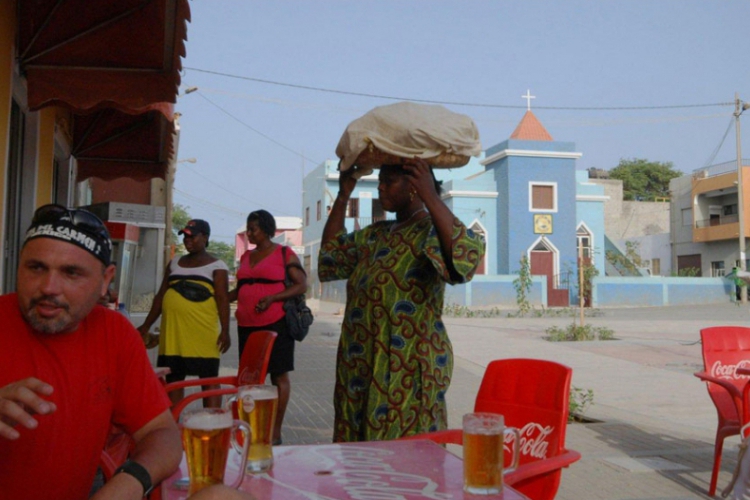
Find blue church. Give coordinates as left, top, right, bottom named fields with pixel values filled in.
left=301, top=104, right=608, bottom=308
left=437, top=109, right=605, bottom=307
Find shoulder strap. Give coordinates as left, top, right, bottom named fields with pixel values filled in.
left=282, top=246, right=290, bottom=281
left=282, top=246, right=306, bottom=276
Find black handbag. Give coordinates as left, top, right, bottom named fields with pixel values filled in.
left=282, top=246, right=313, bottom=341
left=168, top=278, right=213, bottom=302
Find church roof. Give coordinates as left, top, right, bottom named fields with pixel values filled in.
left=510, top=111, right=553, bottom=141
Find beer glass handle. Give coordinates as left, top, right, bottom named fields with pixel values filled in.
left=224, top=394, right=237, bottom=413
left=503, top=427, right=521, bottom=475
left=230, top=420, right=251, bottom=489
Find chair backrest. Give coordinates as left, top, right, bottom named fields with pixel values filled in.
left=699, top=326, right=750, bottom=422
left=236, top=330, right=277, bottom=386
left=474, top=358, right=572, bottom=500
left=169, top=330, right=277, bottom=420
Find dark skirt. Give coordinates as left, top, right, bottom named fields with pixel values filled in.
left=157, top=355, right=220, bottom=383
left=238, top=316, right=295, bottom=375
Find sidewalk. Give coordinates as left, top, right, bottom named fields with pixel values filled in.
left=216, top=302, right=750, bottom=499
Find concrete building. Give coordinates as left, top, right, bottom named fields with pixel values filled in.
left=670, top=160, right=750, bottom=278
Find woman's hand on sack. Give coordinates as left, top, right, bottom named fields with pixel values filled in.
left=337, top=167, right=358, bottom=199
left=217, top=330, right=231, bottom=354
left=403, top=157, right=439, bottom=203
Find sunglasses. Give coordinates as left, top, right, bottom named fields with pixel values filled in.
left=31, top=204, right=109, bottom=239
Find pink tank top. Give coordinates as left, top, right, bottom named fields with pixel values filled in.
left=235, top=245, right=292, bottom=327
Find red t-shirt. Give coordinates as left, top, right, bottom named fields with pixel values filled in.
left=0, top=293, right=171, bottom=500
left=235, top=245, right=296, bottom=327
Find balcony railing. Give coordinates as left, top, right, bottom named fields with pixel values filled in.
left=693, top=159, right=750, bottom=178
left=350, top=216, right=393, bottom=226
left=695, top=214, right=739, bottom=228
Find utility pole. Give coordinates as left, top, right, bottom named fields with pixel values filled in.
left=736, top=93, right=748, bottom=303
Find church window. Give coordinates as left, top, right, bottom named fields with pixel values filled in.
left=530, top=183, right=557, bottom=211
left=576, top=225, right=593, bottom=261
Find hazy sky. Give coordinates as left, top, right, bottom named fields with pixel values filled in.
left=174, top=1, right=750, bottom=243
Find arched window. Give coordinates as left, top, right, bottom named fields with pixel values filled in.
left=470, top=221, right=486, bottom=275
left=576, top=225, right=593, bottom=262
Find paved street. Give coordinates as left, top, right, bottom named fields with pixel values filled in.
left=198, top=301, right=750, bottom=499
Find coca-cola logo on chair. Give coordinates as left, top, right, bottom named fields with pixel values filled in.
left=504, top=422, right=554, bottom=459
left=711, top=360, right=750, bottom=380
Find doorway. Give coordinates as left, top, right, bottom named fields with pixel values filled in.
left=529, top=238, right=568, bottom=307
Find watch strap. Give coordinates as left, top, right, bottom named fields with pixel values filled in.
left=114, top=459, right=153, bottom=496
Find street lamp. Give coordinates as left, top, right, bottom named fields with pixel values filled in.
left=735, top=93, right=750, bottom=303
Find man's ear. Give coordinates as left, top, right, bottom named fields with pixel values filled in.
left=101, top=264, right=116, bottom=296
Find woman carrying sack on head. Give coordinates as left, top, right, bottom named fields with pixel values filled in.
left=319, top=159, right=485, bottom=443
left=229, top=210, right=308, bottom=445
left=138, top=219, right=231, bottom=408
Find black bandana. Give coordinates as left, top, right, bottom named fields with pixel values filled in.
left=24, top=219, right=112, bottom=266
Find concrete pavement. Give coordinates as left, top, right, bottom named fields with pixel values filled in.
left=209, top=301, right=750, bottom=499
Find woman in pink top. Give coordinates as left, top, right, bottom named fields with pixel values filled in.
left=230, top=210, right=307, bottom=444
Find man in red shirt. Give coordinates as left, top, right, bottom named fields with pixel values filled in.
left=0, top=205, right=181, bottom=500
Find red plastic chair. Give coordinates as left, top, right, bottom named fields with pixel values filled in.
left=694, top=326, right=750, bottom=496
left=166, top=329, right=277, bottom=420
left=401, top=358, right=580, bottom=500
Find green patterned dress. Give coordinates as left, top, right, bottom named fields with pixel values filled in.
left=318, top=216, right=485, bottom=442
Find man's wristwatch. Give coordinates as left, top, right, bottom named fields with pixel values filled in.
left=114, top=459, right=153, bottom=496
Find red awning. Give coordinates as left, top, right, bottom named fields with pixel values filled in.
left=18, top=0, right=190, bottom=114
left=73, top=106, right=174, bottom=182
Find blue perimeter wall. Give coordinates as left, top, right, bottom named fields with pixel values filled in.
left=322, top=277, right=732, bottom=308
left=443, top=276, right=731, bottom=308
left=591, top=277, right=732, bottom=307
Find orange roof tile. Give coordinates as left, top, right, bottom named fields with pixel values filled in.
left=510, top=111, right=553, bottom=141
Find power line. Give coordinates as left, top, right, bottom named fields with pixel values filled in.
left=701, top=116, right=735, bottom=169
left=188, top=86, right=733, bottom=127
left=177, top=163, right=293, bottom=217
left=184, top=66, right=733, bottom=111
left=193, top=91, right=320, bottom=165
left=174, top=188, right=245, bottom=217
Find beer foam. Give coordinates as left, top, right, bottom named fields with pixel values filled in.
left=184, top=411, right=232, bottom=430
left=240, top=386, right=277, bottom=401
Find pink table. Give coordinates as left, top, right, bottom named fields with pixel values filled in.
left=161, top=439, right=530, bottom=499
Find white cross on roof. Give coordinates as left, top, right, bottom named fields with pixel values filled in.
left=522, top=89, right=536, bottom=111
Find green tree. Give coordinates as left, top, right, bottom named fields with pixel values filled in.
left=512, top=255, right=533, bottom=317
left=171, top=203, right=191, bottom=245
left=209, top=241, right=237, bottom=272
left=608, top=158, right=681, bottom=201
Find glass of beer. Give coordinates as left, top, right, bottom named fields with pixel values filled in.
left=462, top=412, right=520, bottom=495
left=229, top=384, right=279, bottom=473
left=180, top=407, right=251, bottom=495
